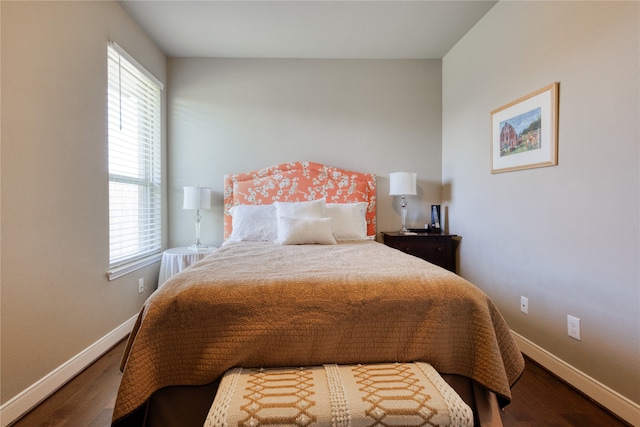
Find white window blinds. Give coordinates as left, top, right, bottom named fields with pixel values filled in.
left=107, top=42, right=162, bottom=276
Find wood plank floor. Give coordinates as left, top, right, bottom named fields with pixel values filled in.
left=10, top=339, right=631, bottom=426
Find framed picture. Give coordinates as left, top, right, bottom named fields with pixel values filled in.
left=430, top=205, right=441, bottom=231
left=491, top=82, right=559, bottom=173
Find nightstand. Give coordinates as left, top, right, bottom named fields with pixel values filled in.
left=381, top=232, right=458, bottom=273
left=158, top=247, right=216, bottom=286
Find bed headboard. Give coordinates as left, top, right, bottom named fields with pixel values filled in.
left=224, top=161, right=376, bottom=240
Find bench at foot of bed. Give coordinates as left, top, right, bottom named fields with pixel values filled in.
left=205, top=362, right=473, bottom=427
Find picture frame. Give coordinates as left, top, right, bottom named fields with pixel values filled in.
left=491, top=82, right=559, bottom=174
left=430, top=205, right=441, bottom=231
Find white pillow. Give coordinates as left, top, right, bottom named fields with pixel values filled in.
left=274, top=198, right=326, bottom=219
left=326, top=202, right=369, bottom=240
left=228, top=204, right=277, bottom=242
left=277, top=217, right=336, bottom=245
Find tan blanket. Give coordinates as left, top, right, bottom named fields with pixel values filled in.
left=113, top=241, right=524, bottom=424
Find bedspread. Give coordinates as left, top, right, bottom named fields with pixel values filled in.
left=113, top=240, right=524, bottom=424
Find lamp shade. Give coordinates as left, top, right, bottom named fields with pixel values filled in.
left=389, top=172, right=417, bottom=196
left=183, top=186, right=212, bottom=210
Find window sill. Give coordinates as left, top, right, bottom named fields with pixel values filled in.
left=106, top=253, right=162, bottom=281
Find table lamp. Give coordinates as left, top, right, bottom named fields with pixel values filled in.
left=389, top=172, right=417, bottom=233
left=183, top=186, right=212, bottom=251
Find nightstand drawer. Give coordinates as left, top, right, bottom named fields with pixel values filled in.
left=381, top=232, right=458, bottom=273
left=398, top=241, right=448, bottom=258
left=389, top=237, right=448, bottom=248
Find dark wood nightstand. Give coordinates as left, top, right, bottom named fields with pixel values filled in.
left=381, top=231, right=459, bottom=273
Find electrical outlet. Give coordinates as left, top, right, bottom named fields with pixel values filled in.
left=567, top=315, right=581, bottom=340
left=520, top=296, right=528, bottom=314
left=138, top=278, right=144, bottom=294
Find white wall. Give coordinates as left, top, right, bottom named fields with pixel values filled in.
left=167, top=58, right=443, bottom=247
left=443, top=0, right=639, bottom=408
left=1, top=1, right=166, bottom=404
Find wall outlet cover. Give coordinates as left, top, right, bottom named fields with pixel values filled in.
left=567, top=315, right=581, bottom=340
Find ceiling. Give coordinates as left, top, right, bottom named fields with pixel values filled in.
left=118, top=1, right=497, bottom=59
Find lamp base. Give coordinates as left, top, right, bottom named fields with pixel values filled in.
left=399, top=197, right=410, bottom=234
left=188, top=244, right=209, bottom=252
left=398, top=228, right=417, bottom=235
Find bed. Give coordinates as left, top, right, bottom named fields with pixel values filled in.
left=112, top=161, right=524, bottom=427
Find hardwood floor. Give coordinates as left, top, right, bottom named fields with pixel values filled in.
left=10, top=340, right=125, bottom=427
left=10, top=339, right=631, bottom=427
left=501, top=358, right=630, bottom=427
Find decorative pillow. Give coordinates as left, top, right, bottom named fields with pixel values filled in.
left=326, top=202, right=369, bottom=241
left=228, top=204, right=278, bottom=242
left=277, top=217, right=336, bottom=245
left=274, top=198, right=327, bottom=219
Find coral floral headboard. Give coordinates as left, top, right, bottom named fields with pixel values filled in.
left=224, top=161, right=376, bottom=240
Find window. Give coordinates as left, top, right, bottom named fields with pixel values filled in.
left=107, top=42, right=163, bottom=279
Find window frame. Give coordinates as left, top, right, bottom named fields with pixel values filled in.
left=106, top=42, right=163, bottom=280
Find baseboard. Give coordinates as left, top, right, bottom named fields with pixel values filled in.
left=512, top=330, right=640, bottom=427
left=0, top=315, right=137, bottom=427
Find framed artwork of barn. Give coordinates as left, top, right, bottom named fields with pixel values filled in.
left=490, top=82, right=559, bottom=173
